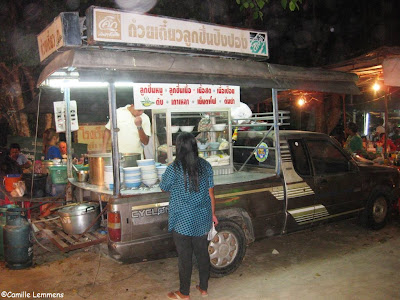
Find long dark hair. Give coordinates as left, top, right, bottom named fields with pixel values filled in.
left=174, top=132, right=200, bottom=192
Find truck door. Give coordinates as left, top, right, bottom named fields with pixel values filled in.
left=284, top=139, right=317, bottom=231
left=305, top=138, right=362, bottom=219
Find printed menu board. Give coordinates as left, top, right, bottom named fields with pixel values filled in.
left=133, top=83, right=240, bottom=110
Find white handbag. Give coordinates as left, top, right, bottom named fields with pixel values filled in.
left=207, top=223, right=218, bottom=241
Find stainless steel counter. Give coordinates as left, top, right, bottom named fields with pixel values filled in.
left=69, top=170, right=276, bottom=196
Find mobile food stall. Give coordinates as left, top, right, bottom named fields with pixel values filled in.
left=36, top=7, right=360, bottom=274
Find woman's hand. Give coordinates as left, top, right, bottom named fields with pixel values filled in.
left=212, top=214, right=218, bottom=226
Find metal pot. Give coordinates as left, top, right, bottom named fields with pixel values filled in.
left=77, top=170, right=89, bottom=182
left=88, top=153, right=140, bottom=186
left=57, top=202, right=100, bottom=235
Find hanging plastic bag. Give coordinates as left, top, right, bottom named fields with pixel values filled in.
left=207, top=223, right=218, bottom=241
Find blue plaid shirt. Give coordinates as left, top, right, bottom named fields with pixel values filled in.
left=160, top=158, right=214, bottom=236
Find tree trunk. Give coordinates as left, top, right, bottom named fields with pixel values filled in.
left=325, top=94, right=342, bottom=135
left=45, top=113, right=53, bottom=130
left=0, top=63, right=32, bottom=136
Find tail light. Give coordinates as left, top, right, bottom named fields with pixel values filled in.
left=108, top=211, right=121, bottom=242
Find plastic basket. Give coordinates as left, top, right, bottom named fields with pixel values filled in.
left=48, top=166, right=68, bottom=184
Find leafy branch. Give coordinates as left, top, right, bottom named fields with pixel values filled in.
left=235, top=0, right=302, bottom=20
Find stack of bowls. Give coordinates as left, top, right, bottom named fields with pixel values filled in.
left=137, top=159, right=158, bottom=187
left=104, top=166, right=124, bottom=190
left=156, top=165, right=167, bottom=181
left=123, top=167, right=142, bottom=189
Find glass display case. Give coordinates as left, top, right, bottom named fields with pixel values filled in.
left=152, top=108, right=234, bottom=175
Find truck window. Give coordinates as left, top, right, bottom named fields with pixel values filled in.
left=288, top=140, right=311, bottom=176
left=306, top=140, right=350, bottom=175
left=233, top=134, right=275, bottom=169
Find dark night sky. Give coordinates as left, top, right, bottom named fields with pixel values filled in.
left=0, top=0, right=399, bottom=68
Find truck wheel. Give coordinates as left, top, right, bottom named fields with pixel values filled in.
left=366, top=192, right=389, bottom=230
left=209, top=221, right=246, bottom=278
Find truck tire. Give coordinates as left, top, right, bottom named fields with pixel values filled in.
left=209, top=220, right=246, bottom=278
left=365, top=189, right=390, bottom=230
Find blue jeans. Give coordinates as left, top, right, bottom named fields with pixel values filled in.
left=172, top=231, right=210, bottom=296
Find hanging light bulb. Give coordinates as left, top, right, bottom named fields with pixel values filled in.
left=372, top=82, right=381, bottom=91
left=297, top=97, right=306, bottom=107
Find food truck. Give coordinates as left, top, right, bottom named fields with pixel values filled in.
left=36, top=7, right=399, bottom=277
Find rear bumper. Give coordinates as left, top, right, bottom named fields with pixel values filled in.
left=108, top=233, right=175, bottom=262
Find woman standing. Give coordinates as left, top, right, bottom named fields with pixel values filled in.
left=43, top=128, right=62, bottom=160
left=160, top=132, right=218, bottom=300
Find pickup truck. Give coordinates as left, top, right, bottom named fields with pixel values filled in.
left=106, top=130, right=400, bottom=277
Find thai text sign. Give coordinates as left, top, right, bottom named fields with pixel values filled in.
left=37, top=16, right=64, bottom=62
left=91, top=7, right=268, bottom=58
left=77, top=125, right=108, bottom=153
left=133, top=84, right=240, bottom=110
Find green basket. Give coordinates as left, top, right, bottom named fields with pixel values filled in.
left=72, top=165, right=89, bottom=181
left=48, top=165, right=68, bottom=184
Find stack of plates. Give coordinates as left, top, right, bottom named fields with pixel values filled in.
left=137, top=159, right=158, bottom=187
left=123, top=167, right=141, bottom=188
left=104, top=166, right=124, bottom=190
left=156, top=165, right=167, bottom=181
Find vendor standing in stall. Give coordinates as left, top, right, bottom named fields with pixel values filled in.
left=101, top=104, right=151, bottom=158
left=43, top=128, right=62, bottom=160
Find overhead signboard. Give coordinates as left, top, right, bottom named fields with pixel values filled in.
left=37, top=12, right=82, bottom=63
left=133, top=83, right=240, bottom=110
left=87, top=6, right=268, bottom=59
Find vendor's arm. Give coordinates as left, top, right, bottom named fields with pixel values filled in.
left=102, top=128, right=111, bottom=152
left=134, top=116, right=149, bottom=145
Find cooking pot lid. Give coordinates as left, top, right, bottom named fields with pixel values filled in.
left=58, top=202, right=99, bottom=216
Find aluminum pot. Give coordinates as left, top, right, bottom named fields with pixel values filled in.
left=58, top=202, right=100, bottom=235
left=88, top=153, right=140, bottom=186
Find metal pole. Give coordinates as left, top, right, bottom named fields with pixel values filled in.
left=108, top=81, right=120, bottom=195
left=384, top=87, right=389, bottom=157
left=64, top=86, right=73, bottom=203
left=272, top=88, right=281, bottom=175
left=64, top=87, right=72, bottom=178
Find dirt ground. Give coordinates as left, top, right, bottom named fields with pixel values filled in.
left=1, top=216, right=400, bottom=300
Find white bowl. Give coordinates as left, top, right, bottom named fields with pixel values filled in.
left=197, top=142, right=209, bottom=151
left=124, top=175, right=141, bottom=180
left=180, top=125, right=195, bottom=132
left=141, top=173, right=158, bottom=179
left=125, top=179, right=142, bottom=183
left=125, top=182, right=141, bottom=188
left=137, top=159, right=155, bottom=166
left=165, top=126, right=180, bottom=133
left=212, top=124, right=226, bottom=131
left=123, top=167, right=141, bottom=172
left=142, top=178, right=158, bottom=187
left=209, top=142, right=220, bottom=150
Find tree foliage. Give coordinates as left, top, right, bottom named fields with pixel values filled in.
left=235, top=0, right=302, bottom=20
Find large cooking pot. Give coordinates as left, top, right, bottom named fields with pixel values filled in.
left=58, top=202, right=100, bottom=235
left=88, top=153, right=140, bottom=186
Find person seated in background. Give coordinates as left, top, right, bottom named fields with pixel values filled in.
left=43, top=128, right=62, bottom=160
left=377, top=133, right=396, bottom=153
left=0, top=146, right=22, bottom=177
left=58, top=141, right=67, bottom=159
left=344, top=122, right=363, bottom=154
left=9, top=143, right=31, bottom=170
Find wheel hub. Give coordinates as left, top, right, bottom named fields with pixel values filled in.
left=209, top=230, right=239, bottom=269
left=373, top=196, right=387, bottom=223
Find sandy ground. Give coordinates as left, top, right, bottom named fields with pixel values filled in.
left=1, top=217, right=400, bottom=300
